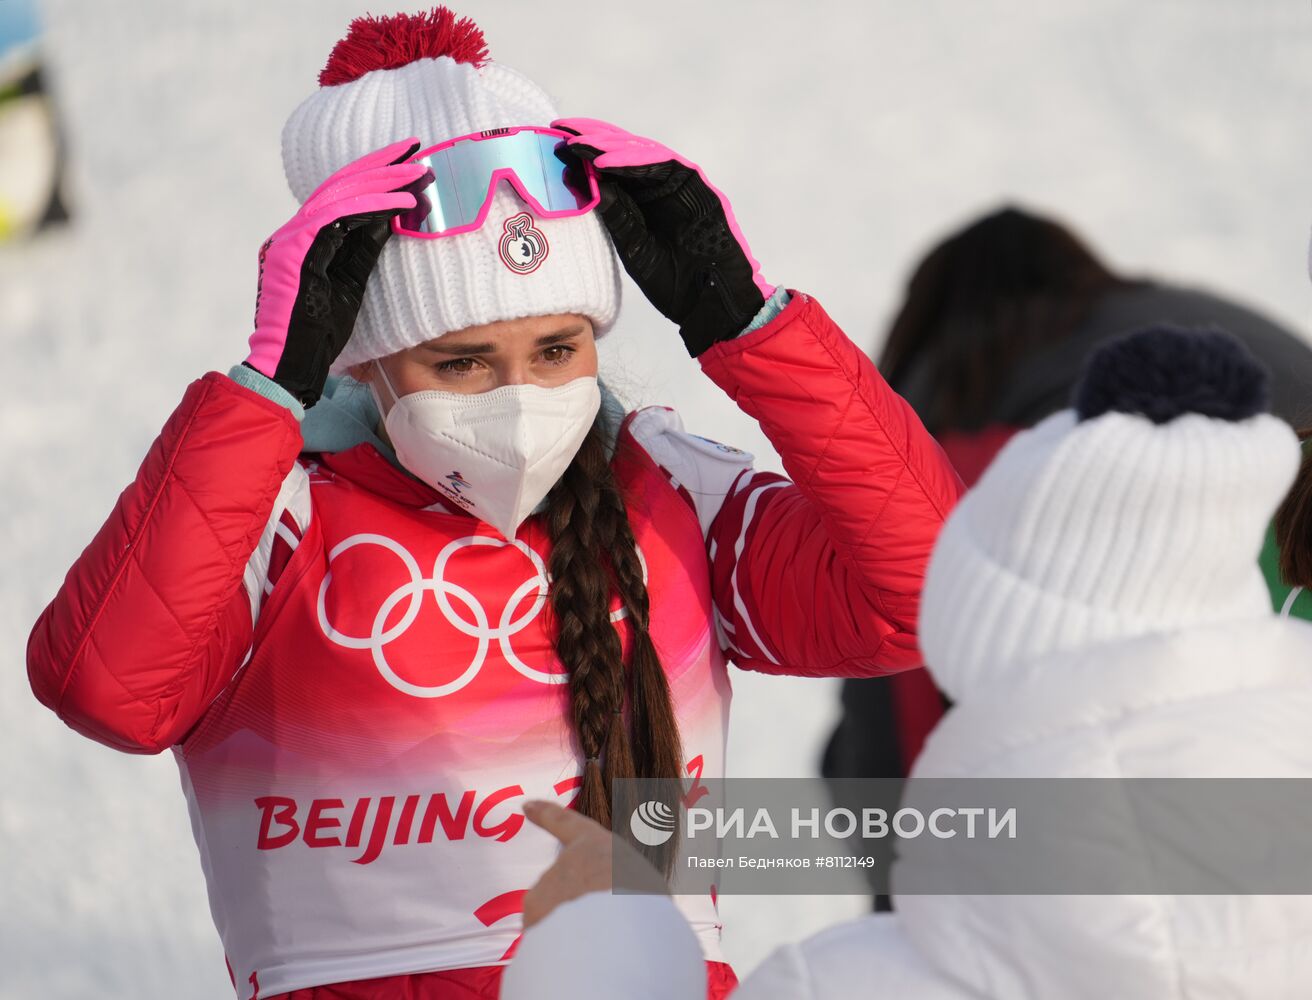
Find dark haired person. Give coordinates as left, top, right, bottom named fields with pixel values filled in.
left=1268, top=438, right=1312, bottom=619
left=24, top=7, right=961, bottom=999
left=824, top=206, right=1312, bottom=905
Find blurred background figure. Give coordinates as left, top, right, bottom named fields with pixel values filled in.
left=736, top=326, right=1312, bottom=1000
left=822, top=206, right=1312, bottom=908
left=0, top=0, right=71, bottom=241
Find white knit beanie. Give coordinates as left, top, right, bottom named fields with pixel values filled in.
left=280, top=9, right=621, bottom=373
left=919, top=326, right=1300, bottom=701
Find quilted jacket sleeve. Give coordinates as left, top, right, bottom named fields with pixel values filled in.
left=26, top=372, right=304, bottom=753
left=699, top=291, right=964, bottom=677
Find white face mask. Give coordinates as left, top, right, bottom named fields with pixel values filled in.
left=370, top=361, right=602, bottom=540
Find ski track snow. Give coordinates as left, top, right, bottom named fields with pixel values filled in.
left=4, top=1, right=1311, bottom=996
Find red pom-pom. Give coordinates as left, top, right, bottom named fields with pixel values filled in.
left=318, top=7, right=490, bottom=87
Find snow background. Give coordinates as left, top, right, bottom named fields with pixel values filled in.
left=3, top=1, right=1311, bottom=996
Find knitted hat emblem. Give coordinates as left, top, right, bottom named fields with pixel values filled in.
left=498, top=213, right=550, bottom=274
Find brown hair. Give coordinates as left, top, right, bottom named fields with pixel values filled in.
left=878, top=206, right=1138, bottom=433
left=1275, top=430, right=1312, bottom=589
left=544, top=419, right=684, bottom=870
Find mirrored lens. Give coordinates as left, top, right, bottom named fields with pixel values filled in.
left=395, top=130, right=593, bottom=236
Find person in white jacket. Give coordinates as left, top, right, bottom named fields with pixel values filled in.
left=501, top=324, right=1312, bottom=1000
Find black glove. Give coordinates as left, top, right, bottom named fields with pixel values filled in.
left=242, top=138, right=429, bottom=407
left=553, top=118, right=775, bottom=357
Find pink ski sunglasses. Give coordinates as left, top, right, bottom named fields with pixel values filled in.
left=389, top=125, right=601, bottom=239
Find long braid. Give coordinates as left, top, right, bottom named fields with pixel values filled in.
left=546, top=418, right=684, bottom=870
left=608, top=485, right=683, bottom=785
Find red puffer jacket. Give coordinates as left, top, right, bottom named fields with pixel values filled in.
left=27, top=291, right=963, bottom=999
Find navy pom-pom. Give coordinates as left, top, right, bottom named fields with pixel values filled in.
left=1074, top=325, right=1271, bottom=424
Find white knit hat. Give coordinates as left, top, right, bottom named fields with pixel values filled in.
left=280, top=9, right=621, bottom=373
left=919, top=326, right=1300, bottom=701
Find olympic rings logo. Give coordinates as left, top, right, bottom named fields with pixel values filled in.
left=316, top=533, right=644, bottom=699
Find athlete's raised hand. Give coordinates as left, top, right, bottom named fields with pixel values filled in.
left=553, top=117, right=775, bottom=358
left=242, top=137, right=429, bottom=407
